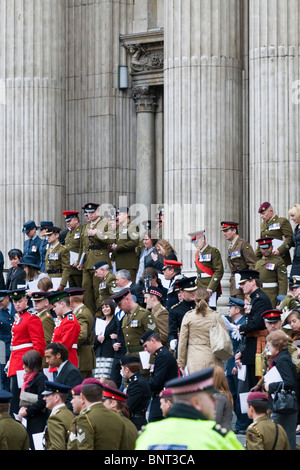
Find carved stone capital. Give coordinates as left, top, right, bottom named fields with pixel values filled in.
left=130, top=86, right=158, bottom=113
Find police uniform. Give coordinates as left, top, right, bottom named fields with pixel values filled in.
left=140, top=330, right=178, bottom=422
left=44, top=227, right=71, bottom=288
left=255, top=237, right=288, bottom=308
left=120, top=356, right=151, bottom=430
left=78, top=203, right=113, bottom=314
left=246, top=391, right=290, bottom=450
left=49, top=291, right=81, bottom=368
left=0, top=391, right=30, bottom=450
left=42, top=381, right=74, bottom=450
left=221, top=222, right=257, bottom=299
left=66, top=288, right=96, bottom=378
left=135, top=368, right=244, bottom=450
left=188, top=231, right=224, bottom=297
left=62, top=211, right=83, bottom=287
left=255, top=202, right=293, bottom=266
left=110, top=208, right=140, bottom=282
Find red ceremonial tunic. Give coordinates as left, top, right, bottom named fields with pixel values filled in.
left=52, top=312, right=81, bottom=367
left=8, top=310, right=46, bottom=377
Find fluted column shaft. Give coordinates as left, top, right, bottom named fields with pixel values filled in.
left=0, top=0, right=66, bottom=257
left=249, top=0, right=300, bottom=244
left=164, top=0, right=243, bottom=269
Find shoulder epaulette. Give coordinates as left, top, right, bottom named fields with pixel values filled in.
left=213, top=423, right=230, bottom=437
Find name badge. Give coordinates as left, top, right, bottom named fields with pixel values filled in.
left=229, top=250, right=241, bottom=259
left=199, top=254, right=212, bottom=262
left=269, top=223, right=280, bottom=230
left=49, top=253, right=59, bottom=260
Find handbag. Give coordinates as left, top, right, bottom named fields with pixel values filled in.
left=210, top=313, right=233, bottom=360
left=272, top=382, right=298, bottom=415
left=19, top=391, right=39, bottom=407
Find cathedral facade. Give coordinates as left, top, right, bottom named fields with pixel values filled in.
left=0, top=0, right=299, bottom=271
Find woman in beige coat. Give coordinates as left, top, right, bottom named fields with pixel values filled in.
left=177, top=288, right=227, bottom=374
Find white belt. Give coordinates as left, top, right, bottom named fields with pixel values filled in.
left=198, top=273, right=212, bottom=279
left=72, top=344, right=78, bottom=349
left=11, top=343, right=33, bottom=351
left=262, top=283, right=278, bottom=288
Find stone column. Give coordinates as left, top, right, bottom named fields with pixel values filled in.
left=0, top=0, right=66, bottom=257
left=164, top=0, right=244, bottom=270
left=131, top=86, right=159, bottom=214
left=249, top=0, right=300, bottom=245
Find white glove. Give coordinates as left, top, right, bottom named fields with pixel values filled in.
left=170, top=339, right=178, bottom=351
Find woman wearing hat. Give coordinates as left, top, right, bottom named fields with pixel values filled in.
left=18, top=254, right=49, bottom=295
left=5, top=249, right=26, bottom=291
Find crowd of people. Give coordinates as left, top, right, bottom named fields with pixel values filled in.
left=0, top=200, right=300, bottom=450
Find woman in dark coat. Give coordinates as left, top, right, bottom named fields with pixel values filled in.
left=264, top=330, right=298, bottom=450
left=17, top=350, right=49, bottom=450
left=5, top=249, right=26, bottom=291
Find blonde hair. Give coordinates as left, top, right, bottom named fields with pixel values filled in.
left=155, top=239, right=177, bottom=257
left=288, top=204, right=300, bottom=221
left=195, top=288, right=210, bottom=316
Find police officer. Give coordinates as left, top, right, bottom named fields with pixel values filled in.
left=168, top=277, right=197, bottom=353
left=188, top=230, right=224, bottom=302
left=77, top=203, right=112, bottom=315
left=45, top=226, right=71, bottom=291
left=110, top=287, right=157, bottom=358
left=110, top=206, right=140, bottom=282
left=255, top=237, right=288, bottom=308
left=256, top=201, right=293, bottom=267
left=120, top=355, right=151, bottom=430
left=62, top=211, right=83, bottom=287
left=135, top=367, right=244, bottom=450
left=66, top=287, right=95, bottom=378
left=93, top=261, right=117, bottom=316
left=140, top=330, right=178, bottom=422
left=221, top=221, right=257, bottom=300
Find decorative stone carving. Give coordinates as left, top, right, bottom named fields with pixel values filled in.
left=130, top=86, right=159, bottom=113
left=124, top=43, right=164, bottom=73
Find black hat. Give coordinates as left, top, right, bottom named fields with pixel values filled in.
left=18, top=254, right=41, bottom=270
left=82, top=203, right=99, bottom=213
left=45, top=226, right=61, bottom=236
left=0, top=390, right=13, bottom=403
left=220, top=221, right=239, bottom=231
left=140, top=330, right=156, bottom=345
left=165, top=367, right=216, bottom=395
left=109, top=287, right=130, bottom=303
left=9, top=289, right=27, bottom=301
left=31, top=291, right=51, bottom=301
left=238, top=269, right=260, bottom=285
left=226, top=297, right=245, bottom=307
left=175, top=277, right=197, bottom=291
left=65, top=288, right=85, bottom=297
left=22, top=220, right=37, bottom=234
left=256, top=237, right=274, bottom=249
left=42, top=381, right=72, bottom=396
left=290, top=275, right=300, bottom=289
left=143, top=286, right=163, bottom=299
left=62, top=211, right=79, bottom=222
left=93, top=261, right=109, bottom=270
left=38, top=221, right=54, bottom=229
left=120, top=355, right=140, bottom=366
